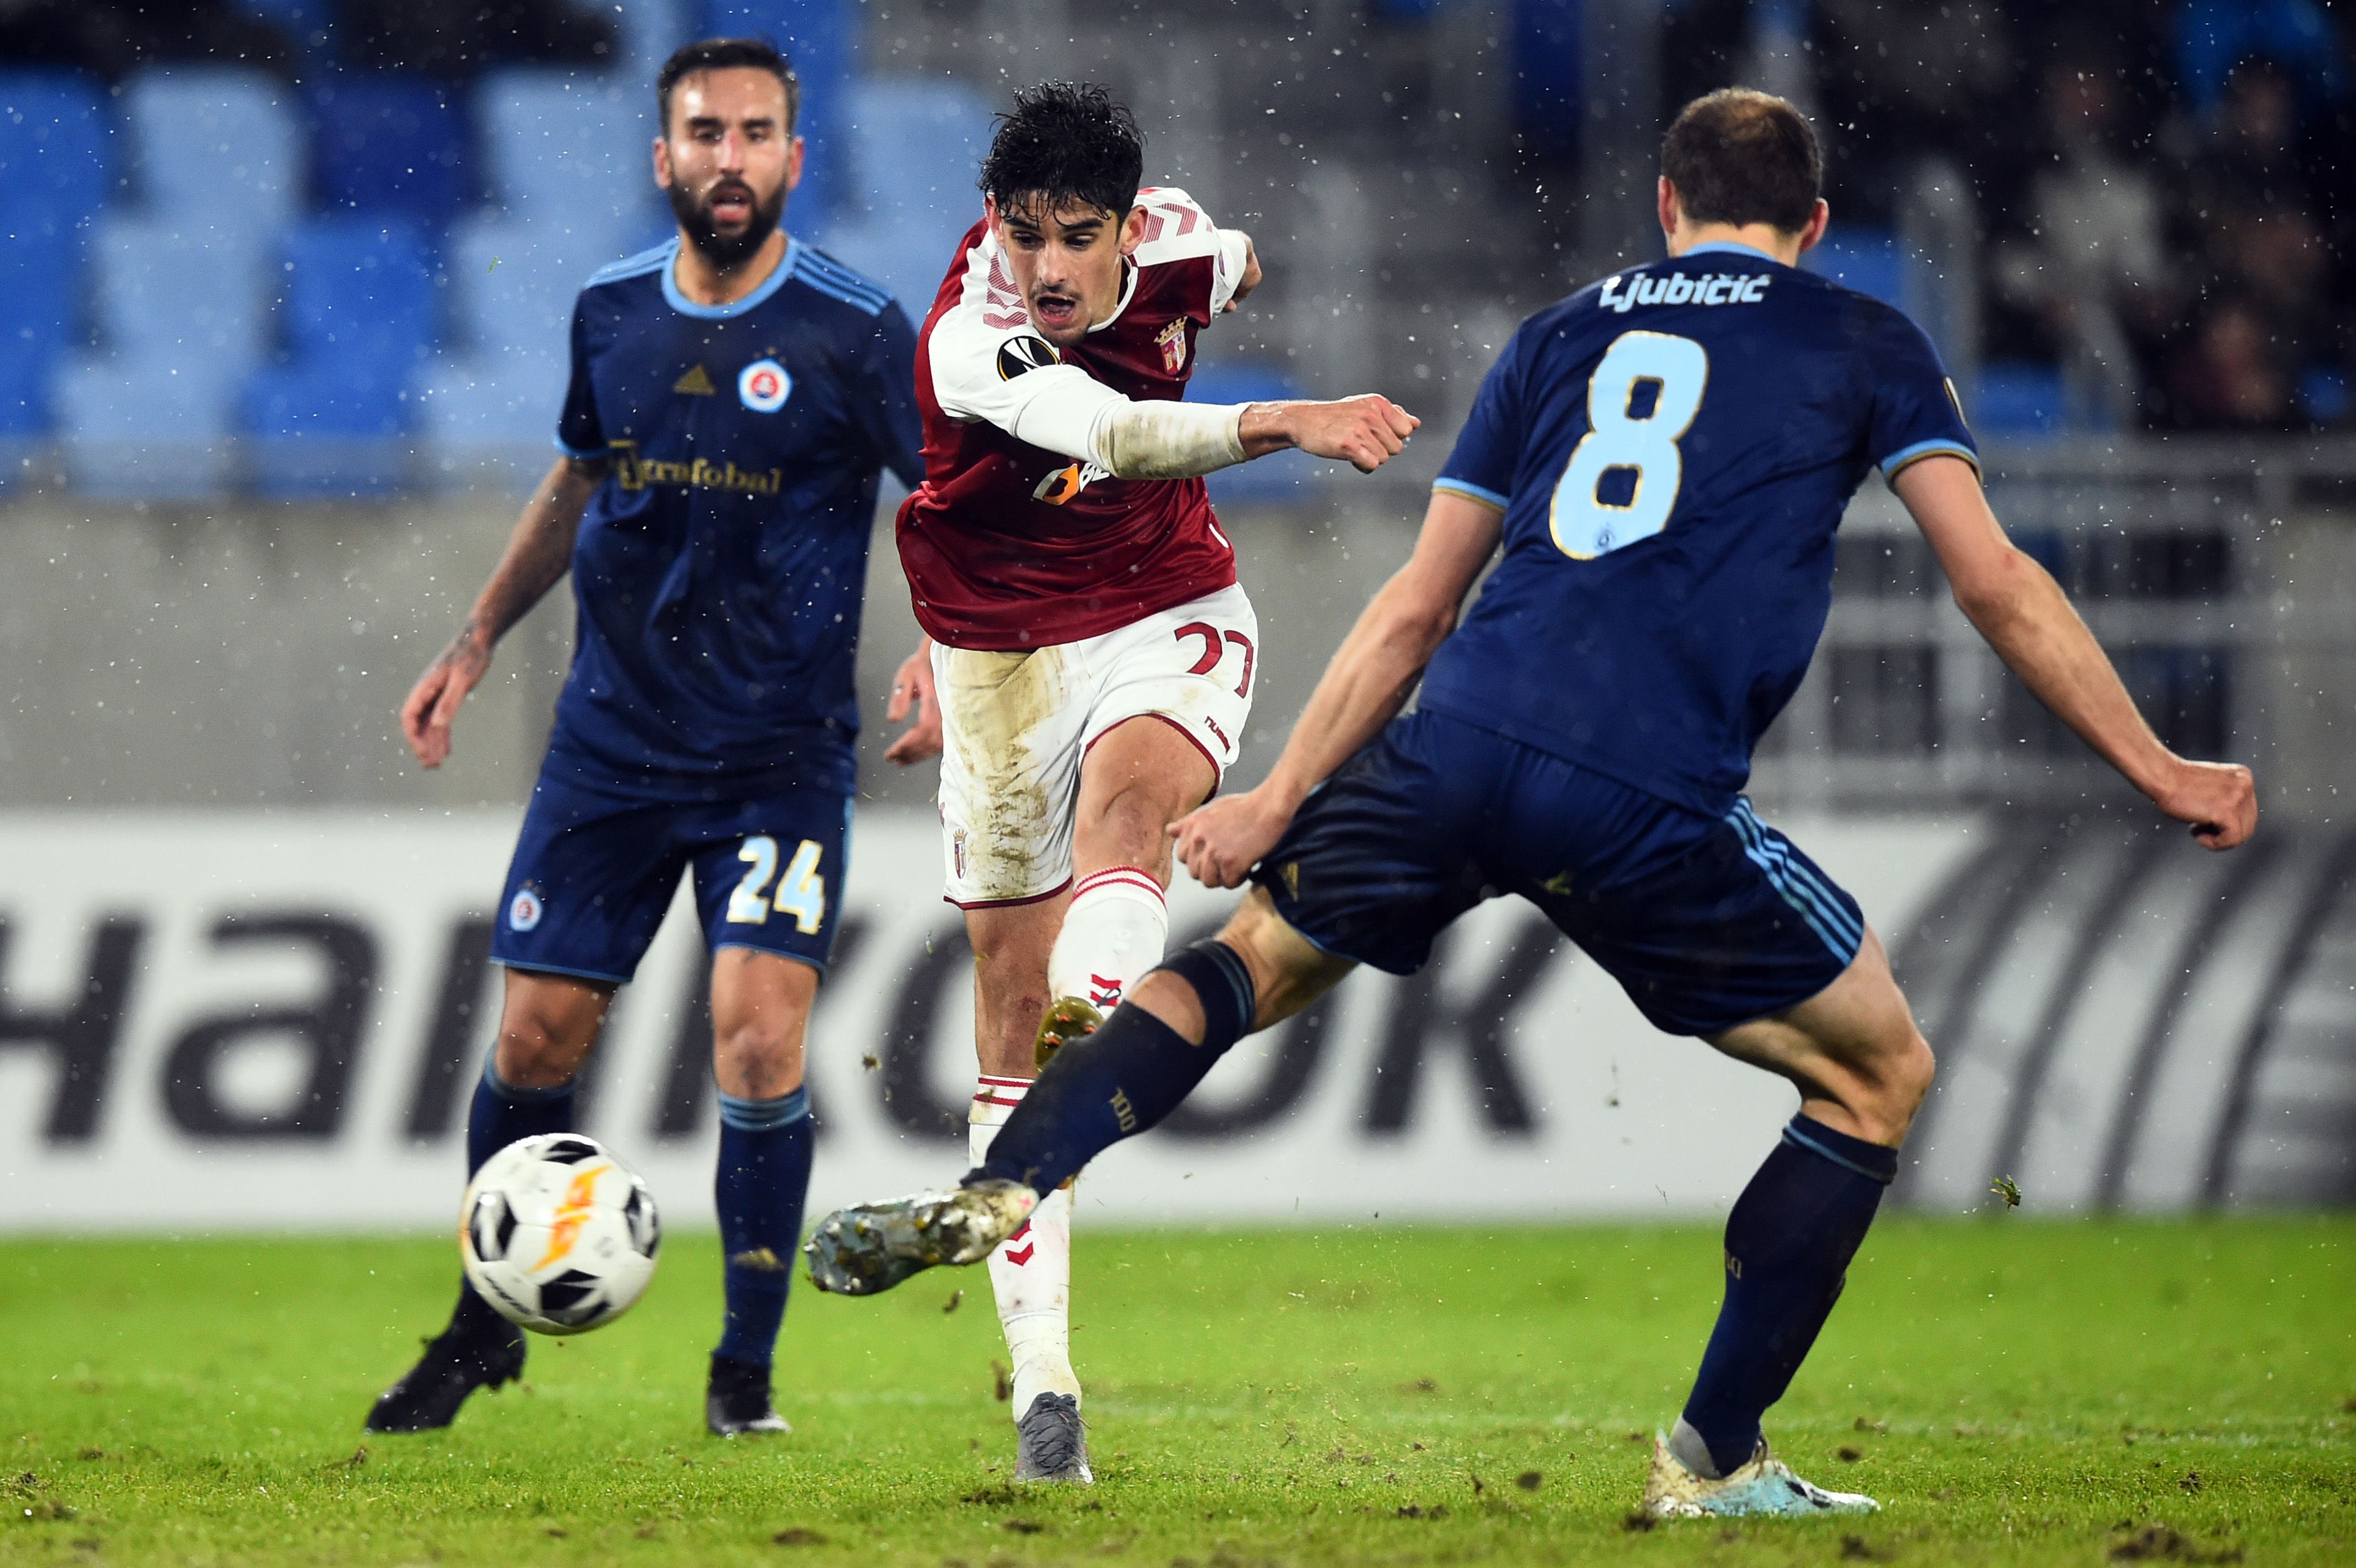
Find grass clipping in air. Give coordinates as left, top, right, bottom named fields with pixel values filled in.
left=3, top=1219, right=2350, bottom=1565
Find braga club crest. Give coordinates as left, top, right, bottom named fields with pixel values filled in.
left=1156, top=318, right=1188, bottom=374
left=739, top=358, right=792, bottom=413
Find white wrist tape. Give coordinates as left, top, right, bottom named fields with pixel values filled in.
left=1088, top=399, right=1249, bottom=480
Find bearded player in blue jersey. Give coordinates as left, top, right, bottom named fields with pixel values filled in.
left=366, top=38, right=922, bottom=1438
left=803, top=90, right=2259, bottom=1513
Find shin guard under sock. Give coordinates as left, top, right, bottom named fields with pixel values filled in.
left=970, top=940, right=1258, bottom=1194
left=453, top=1056, right=577, bottom=1337
left=1676, top=1115, right=1898, bottom=1475
left=1046, top=865, right=1169, bottom=1012
left=713, top=1087, right=813, bottom=1368
left=971, top=1083, right=1079, bottom=1416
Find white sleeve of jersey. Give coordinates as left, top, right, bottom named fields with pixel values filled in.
left=927, top=219, right=1250, bottom=476
left=1133, top=186, right=1249, bottom=320
left=927, top=229, right=1121, bottom=463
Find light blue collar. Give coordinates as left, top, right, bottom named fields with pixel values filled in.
left=663, top=234, right=800, bottom=318
left=1681, top=239, right=1780, bottom=264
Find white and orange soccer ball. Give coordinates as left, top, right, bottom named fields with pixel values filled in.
left=459, top=1134, right=660, bottom=1335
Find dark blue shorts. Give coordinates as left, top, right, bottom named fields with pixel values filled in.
left=490, top=755, right=852, bottom=985
left=1252, top=711, right=1864, bottom=1038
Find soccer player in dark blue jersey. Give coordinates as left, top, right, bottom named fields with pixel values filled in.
left=366, top=38, right=922, bottom=1438
left=803, top=90, right=2259, bottom=1513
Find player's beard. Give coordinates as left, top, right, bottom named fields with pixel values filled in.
left=670, top=177, right=785, bottom=270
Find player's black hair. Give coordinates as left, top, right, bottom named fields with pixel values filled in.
left=1660, top=88, right=1821, bottom=235
left=980, top=82, right=1145, bottom=224
left=657, top=38, right=799, bottom=137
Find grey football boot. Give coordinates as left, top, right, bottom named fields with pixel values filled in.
left=803, top=1179, right=1038, bottom=1297
left=1013, top=1391, right=1093, bottom=1484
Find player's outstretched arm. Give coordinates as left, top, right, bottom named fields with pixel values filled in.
left=1172, top=490, right=1504, bottom=887
left=1239, top=396, right=1420, bottom=474
left=400, top=455, right=603, bottom=769
left=1894, top=455, right=2257, bottom=849
left=1015, top=387, right=1417, bottom=482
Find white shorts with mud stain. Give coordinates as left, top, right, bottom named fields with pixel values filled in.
left=932, top=582, right=1259, bottom=908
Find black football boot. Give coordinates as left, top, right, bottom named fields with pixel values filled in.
left=705, top=1353, right=791, bottom=1436
left=363, top=1288, right=527, bottom=1433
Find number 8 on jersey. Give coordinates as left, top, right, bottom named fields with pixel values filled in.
left=1551, top=330, right=1709, bottom=559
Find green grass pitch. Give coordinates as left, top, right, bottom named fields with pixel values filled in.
left=3, top=1218, right=2351, bottom=1565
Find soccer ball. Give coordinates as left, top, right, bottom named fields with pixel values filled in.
left=460, top=1133, right=660, bottom=1335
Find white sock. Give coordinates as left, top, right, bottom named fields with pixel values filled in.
left=971, top=1079, right=1079, bottom=1418
left=1047, top=865, right=1170, bottom=1012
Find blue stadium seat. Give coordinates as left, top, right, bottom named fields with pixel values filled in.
left=309, top=74, right=471, bottom=228
left=816, top=75, right=993, bottom=319
left=1970, top=361, right=2068, bottom=441
left=446, top=216, right=638, bottom=360
left=0, top=72, right=114, bottom=438
left=88, top=215, right=271, bottom=371
left=0, top=224, right=79, bottom=438
left=1804, top=228, right=1906, bottom=308
left=51, top=369, right=239, bottom=498
left=124, top=69, right=303, bottom=228
left=426, top=213, right=667, bottom=481
left=0, top=70, right=115, bottom=226
left=475, top=67, right=660, bottom=244
left=241, top=218, right=436, bottom=494
left=51, top=216, right=272, bottom=496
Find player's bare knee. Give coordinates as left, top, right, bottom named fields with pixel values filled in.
left=1128, top=967, right=1208, bottom=1042
left=1084, top=780, right=1186, bottom=872
left=1218, top=890, right=1349, bottom=1031
left=494, top=1009, right=589, bottom=1089
left=1844, top=1027, right=1935, bottom=1146
left=713, top=1019, right=805, bottom=1100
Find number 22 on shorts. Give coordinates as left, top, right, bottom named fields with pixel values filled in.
left=1551, top=330, right=1708, bottom=559
left=726, top=835, right=827, bottom=932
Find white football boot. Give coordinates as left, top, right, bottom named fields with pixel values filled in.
left=1642, top=1432, right=1879, bottom=1518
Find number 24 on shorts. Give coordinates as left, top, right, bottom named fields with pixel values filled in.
left=1551, top=329, right=1708, bottom=560
left=726, top=835, right=827, bottom=932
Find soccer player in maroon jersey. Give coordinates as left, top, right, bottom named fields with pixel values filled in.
left=876, top=82, right=1417, bottom=1482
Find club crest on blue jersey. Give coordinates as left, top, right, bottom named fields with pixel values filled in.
left=738, top=359, right=792, bottom=413
left=509, top=885, right=545, bottom=932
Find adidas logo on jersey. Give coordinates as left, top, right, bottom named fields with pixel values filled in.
left=673, top=364, right=716, bottom=395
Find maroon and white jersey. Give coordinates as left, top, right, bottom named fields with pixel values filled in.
left=895, top=187, right=1254, bottom=650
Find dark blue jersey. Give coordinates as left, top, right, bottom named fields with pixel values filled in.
left=551, top=236, right=923, bottom=798
left=1422, top=241, right=1976, bottom=816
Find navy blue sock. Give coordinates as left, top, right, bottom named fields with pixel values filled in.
left=452, top=1056, right=577, bottom=1337
left=1678, top=1115, right=1898, bottom=1475
left=713, top=1087, right=813, bottom=1369
left=971, top=940, right=1258, bottom=1194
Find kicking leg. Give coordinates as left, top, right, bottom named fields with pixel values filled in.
left=366, top=968, right=609, bottom=1433
left=806, top=889, right=1351, bottom=1295
left=705, top=949, right=818, bottom=1436
left=1645, top=929, right=1936, bottom=1517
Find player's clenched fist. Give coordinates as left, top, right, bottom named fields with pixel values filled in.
left=2155, top=758, right=2258, bottom=851
left=1170, top=786, right=1296, bottom=890
left=1245, top=396, right=1420, bottom=474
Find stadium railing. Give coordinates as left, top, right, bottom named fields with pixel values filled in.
left=1746, top=438, right=2356, bottom=815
